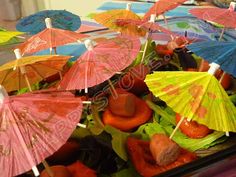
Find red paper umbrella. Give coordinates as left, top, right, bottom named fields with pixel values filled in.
left=143, top=0, right=187, bottom=21
left=17, top=18, right=88, bottom=55
left=190, top=2, right=236, bottom=40
left=59, top=35, right=141, bottom=92
left=0, top=85, right=83, bottom=177
left=189, top=2, right=236, bottom=29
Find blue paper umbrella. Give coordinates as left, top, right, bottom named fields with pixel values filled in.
left=187, top=41, right=236, bottom=77
left=16, top=10, right=81, bottom=34
left=35, top=43, right=87, bottom=61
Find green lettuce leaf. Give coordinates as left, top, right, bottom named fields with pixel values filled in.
left=131, top=40, right=157, bottom=66
left=132, top=122, right=166, bottom=141
left=146, top=100, right=226, bottom=151
left=111, top=161, right=141, bottom=177
left=104, top=125, right=130, bottom=161
left=163, top=126, right=226, bottom=151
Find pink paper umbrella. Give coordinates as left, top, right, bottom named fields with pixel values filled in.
left=143, top=0, right=187, bottom=22
left=59, top=35, right=141, bottom=93
left=17, top=18, right=88, bottom=55
left=189, top=2, right=236, bottom=40
left=0, top=85, right=83, bottom=177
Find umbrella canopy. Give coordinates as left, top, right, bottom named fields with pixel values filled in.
left=0, top=51, right=70, bottom=92
left=35, top=43, right=87, bottom=62
left=115, top=17, right=174, bottom=35
left=16, top=10, right=81, bottom=35
left=187, top=41, right=236, bottom=77
left=93, top=3, right=145, bottom=36
left=116, top=17, right=197, bottom=44
left=155, top=16, right=236, bottom=42
left=143, top=0, right=187, bottom=20
left=189, top=2, right=236, bottom=29
left=17, top=18, right=88, bottom=55
left=59, top=35, right=141, bottom=91
left=0, top=85, right=83, bottom=177
left=212, top=0, right=232, bottom=8
left=0, top=31, right=23, bottom=44
left=145, top=71, right=236, bottom=133
left=116, top=14, right=176, bottom=63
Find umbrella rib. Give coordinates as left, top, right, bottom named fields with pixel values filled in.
left=50, top=29, right=53, bottom=49
left=0, top=69, right=12, bottom=85
left=27, top=65, right=46, bottom=80
left=35, top=62, right=63, bottom=72
left=58, top=31, right=80, bottom=41
left=18, top=68, right=21, bottom=91
left=32, top=59, right=67, bottom=63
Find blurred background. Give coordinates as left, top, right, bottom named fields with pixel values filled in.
left=0, top=0, right=109, bottom=29
left=0, top=0, right=109, bottom=63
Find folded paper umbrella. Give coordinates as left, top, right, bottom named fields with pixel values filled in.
left=16, top=10, right=81, bottom=35
left=189, top=2, right=236, bottom=41
left=93, top=3, right=145, bottom=36
left=0, top=30, right=24, bottom=44
left=187, top=41, right=236, bottom=78
left=59, top=35, right=141, bottom=93
left=143, top=0, right=187, bottom=23
left=0, top=85, right=83, bottom=177
left=116, top=14, right=175, bottom=63
left=145, top=64, right=236, bottom=138
left=34, top=43, right=87, bottom=62
left=17, top=18, right=88, bottom=55
left=0, top=49, right=70, bottom=92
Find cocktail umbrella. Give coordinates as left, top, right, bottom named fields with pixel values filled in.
left=187, top=41, right=236, bottom=87
left=93, top=3, right=145, bottom=36
left=59, top=35, right=141, bottom=93
left=0, top=30, right=23, bottom=44
left=0, top=49, right=70, bottom=92
left=143, top=0, right=187, bottom=23
left=116, top=14, right=175, bottom=62
left=0, top=85, right=83, bottom=177
left=145, top=64, right=236, bottom=138
left=34, top=43, right=87, bottom=62
left=0, top=28, right=23, bottom=46
left=17, top=18, right=88, bottom=55
left=16, top=10, right=81, bottom=35
left=187, top=41, right=236, bottom=78
left=115, top=15, right=174, bottom=36
left=189, top=2, right=236, bottom=40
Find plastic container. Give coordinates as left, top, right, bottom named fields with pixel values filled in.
left=0, top=0, right=21, bottom=21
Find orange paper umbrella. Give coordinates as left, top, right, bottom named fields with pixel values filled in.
left=93, top=3, right=145, bottom=36
left=143, top=0, right=187, bottom=22
left=59, top=35, right=141, bottom=92
left=189, top=2, right=236, bottom=40
left=17, top=18, right=88, bottom=55
left=0, top=49, right=71, bottom=92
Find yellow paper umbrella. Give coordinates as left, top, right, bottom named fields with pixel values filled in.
left=145, top=67, right=236, bottom=137
left=0, top=49, right=71, bottom=92
left=0, top=31, right=23, bottom=44
left=93, top=3, right=145, bottom=36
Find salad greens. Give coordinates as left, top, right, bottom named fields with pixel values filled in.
left=146, top=100, right=227, bottom=151
left=72, top=100, right=226, bottom=165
